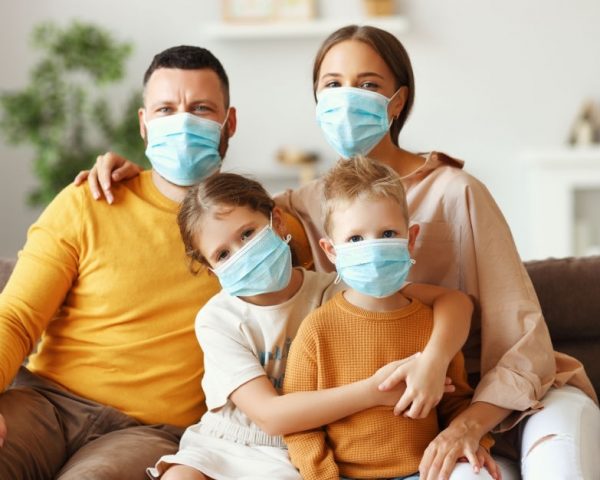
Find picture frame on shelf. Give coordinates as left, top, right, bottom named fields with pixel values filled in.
left=275, top=0, right=315, bottom=21
left=222, top=0, right=276, bottom=23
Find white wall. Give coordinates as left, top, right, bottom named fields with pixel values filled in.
left=1, top=0, right=599, bottom=258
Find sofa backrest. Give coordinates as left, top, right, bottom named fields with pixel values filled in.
left=0, top=256, right=598, bottom=397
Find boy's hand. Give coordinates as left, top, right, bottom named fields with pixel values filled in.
left=419, top=425, right=500, bottom=480
left=74, top=152, right=141, bottom=204
left=378, top=350, right=455, bottom=418
left=0, top=413, right=6, bottom=447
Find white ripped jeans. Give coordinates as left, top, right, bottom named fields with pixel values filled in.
left=450, top=386, right=600, bottom=480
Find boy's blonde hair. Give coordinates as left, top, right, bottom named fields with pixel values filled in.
left=322, top=156, right=409, bottom=236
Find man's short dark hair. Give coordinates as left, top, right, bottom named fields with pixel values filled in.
left=143, top=45, right=230, bottom=106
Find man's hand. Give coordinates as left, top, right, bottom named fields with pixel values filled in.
left=419, top=424, right=500, bottom=480
left=74, top=152, right=141, bottom=204
left=378, top=350, right=455, bottom=418
left=0, top=413, right=6, bottom=448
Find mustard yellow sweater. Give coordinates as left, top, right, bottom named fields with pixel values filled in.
left=283, top=292, right=492, bottom=480
left=0, top=172, right=222, bottom=426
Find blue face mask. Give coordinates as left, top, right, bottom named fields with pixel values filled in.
left=334, top=238, right=414, bottom=298
left=212, top=220, right=292, bottom=297
left=316, top=87, right=396, bottom=159
left=144, top=112, right=226, bottom=186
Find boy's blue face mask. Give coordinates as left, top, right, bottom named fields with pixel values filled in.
left=316, top=87, right=397, bottom=159
left=334, top=238, right=414, bottom=298
left=144, top=111, right=227, bottom=186
left=212, top=220, right=292, bottom=297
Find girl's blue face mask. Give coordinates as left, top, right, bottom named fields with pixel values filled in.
left=212, top=219, right=292, bottom=297
left=334, top=238, right=415, bottom=298
left=144, top=111, right=227, bottom=186
left=316, top=87, right=397, bottom=159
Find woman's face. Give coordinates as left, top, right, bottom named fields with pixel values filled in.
left=316, top=40, right=398, bottom=99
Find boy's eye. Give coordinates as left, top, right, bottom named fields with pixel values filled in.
left=216, top=250, right=229, bottom=262
left=241, top=229, right=255, bottom=241
left=348, top=235, right=363, bottom=243
left=382, top=230, right=397, bottom=238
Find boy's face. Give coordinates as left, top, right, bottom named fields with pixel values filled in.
left=319, top=196, right=419, bottom=263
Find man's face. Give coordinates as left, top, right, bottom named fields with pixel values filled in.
left=138, top=68, right=236, bottom=157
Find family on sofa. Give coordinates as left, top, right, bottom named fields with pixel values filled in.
left=0, top=25, right=598, bottom=480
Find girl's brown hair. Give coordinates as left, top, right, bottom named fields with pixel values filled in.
left=312, top=25, right=415, bottom=146
left=177, top=172, right=275, bottom=274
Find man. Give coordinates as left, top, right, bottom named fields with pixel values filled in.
left=0, top=45, right=236, bottom=480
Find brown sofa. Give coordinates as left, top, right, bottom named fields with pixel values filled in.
left=0, top=256, right=599, bottom=396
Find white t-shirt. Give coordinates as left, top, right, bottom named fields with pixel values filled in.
left=194, top=268, right=340, bottom=447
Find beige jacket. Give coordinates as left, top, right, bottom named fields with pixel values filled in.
left=276, top=151, right=596, bottom=430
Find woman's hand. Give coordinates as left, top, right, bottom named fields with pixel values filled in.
left=74, top=152, right=142, bottom=203
left=0, top=413, right=6, bottom=447
left=378, top=350, right=455, bottom=418
left=419, top=423, right=500, bottom=480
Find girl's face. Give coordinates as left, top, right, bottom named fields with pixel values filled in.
left=316, top=40, right=397, bottom=98
left=196, top=205, right=285, bottom=269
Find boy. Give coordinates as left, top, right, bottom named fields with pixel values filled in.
left=283, top=156, right=496, bottom=480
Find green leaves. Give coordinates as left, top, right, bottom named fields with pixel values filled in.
left=0, top=20, right=146, bottom=206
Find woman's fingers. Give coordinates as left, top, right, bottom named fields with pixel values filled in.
left=73, top=170, right=90, bottom=186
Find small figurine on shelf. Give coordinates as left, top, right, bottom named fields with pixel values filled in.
left=568, top=100, right=600, bottom=146
left=276, top=147, right=319, bottom=185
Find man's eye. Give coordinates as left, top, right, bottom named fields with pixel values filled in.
left=157, top=106, right=171, bottom=114
left=216, top=250, right=229, bottom=262
left=241, top=229, right=255, bottom=241
left=193, top=105, right=211, bottom=113
left=348, top=235, right=363, bottom=243
left=382, top=230, right=397, bottom=238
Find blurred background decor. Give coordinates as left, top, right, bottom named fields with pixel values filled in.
left=223, top=0, right=315, bottom=23
left=0, top=20, right=146, bottom=206
left=568, top=99, right=600, bottom=146
left=362, top=0, right=395, bottom=17
left=276, top=146, right=319, bottom=185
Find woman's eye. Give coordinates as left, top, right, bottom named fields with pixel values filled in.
left=360, top=81, right=379, bottom=90
left=323, top=80, right=341, bottom=88
left=382, top=230, right=397, bottom=238
left=241, top=229, right=255, bottom=241
left=216, top=250, right=229, bottom=262
left=348, top=235, right=363, bottom=243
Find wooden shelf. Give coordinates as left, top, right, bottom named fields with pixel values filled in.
left=203, top=15, right=409, bottom=40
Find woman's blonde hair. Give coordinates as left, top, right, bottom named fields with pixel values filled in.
left=177, top=173, right=275, bottom=273
left=322, top=156, right=408, bottom=236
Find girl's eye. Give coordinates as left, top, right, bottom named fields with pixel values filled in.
left=216, top=250, right=229, bottom=262
left=241, top=229, right=255, bottom=241
left=348, top=235, right=363, bottom=243
left=382, top=230, right=397, bottom=238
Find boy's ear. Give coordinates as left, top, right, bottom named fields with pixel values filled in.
left=407, top=224, right=420, bottom=253
left=272, top=206, right=287, bottom=237
left=319, top=237, right=337, bottom=264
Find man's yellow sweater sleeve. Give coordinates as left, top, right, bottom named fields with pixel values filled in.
left=283, top=320, right=338, bottom=479
left=0, top=185, right=82, bottom=390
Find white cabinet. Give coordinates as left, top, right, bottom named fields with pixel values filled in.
left=525, top=147, right=600, bottom=259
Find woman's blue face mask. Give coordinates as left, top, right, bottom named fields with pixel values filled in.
left=334, top=237, right=414, bottom=298
left=315, top=87, right=399, bottom=159
left=144, top=111, right=228, bottom=186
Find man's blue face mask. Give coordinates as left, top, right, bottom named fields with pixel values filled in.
left=334, top=238, right=415, bottom=298
left=212, top=219, right=292, bottom=297
left=144, top=111, right=228, bottom=186
left=316, top=87, right=399, bottom=159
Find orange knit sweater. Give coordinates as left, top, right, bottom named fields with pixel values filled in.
left=283, top=292, right=493, bottom=480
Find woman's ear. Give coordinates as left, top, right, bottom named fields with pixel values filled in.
left=319, top=237, right=337, bottom=264
left=388, top=86, right=408, bottom=121
left=407, top=223, right=420, bottom=254
left=272, top=206, right=287, bottom=237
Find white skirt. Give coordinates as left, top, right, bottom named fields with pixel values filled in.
left=147, top=428, right=301, bottom=480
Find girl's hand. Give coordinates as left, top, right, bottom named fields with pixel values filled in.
left=0, top=413, right=6, bottom=447
left=379, top=350, right=455, bottom=418
left=419, top=424, right=500, bottom=480
left=74, top=152, right=141, bottom=204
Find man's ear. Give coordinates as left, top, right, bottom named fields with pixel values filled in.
left=407, top=223, right=420, bottom=254
left=225, top=106, right=237, bottom=138
left=319, top=237, right=337, bottom=264
left=388, top=86, right=408, bottom=121
left=272, top=206, right=287, bottom=237
left=138, top=108, right=147, bottom=142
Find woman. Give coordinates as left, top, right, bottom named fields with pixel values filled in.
left=78, top=26, right=599, bottom=480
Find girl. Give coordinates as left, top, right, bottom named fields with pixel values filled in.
left=149, top=171, right=472, bottom=479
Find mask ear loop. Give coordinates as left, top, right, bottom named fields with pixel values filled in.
left=269, top=211, right=292, bottom=244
